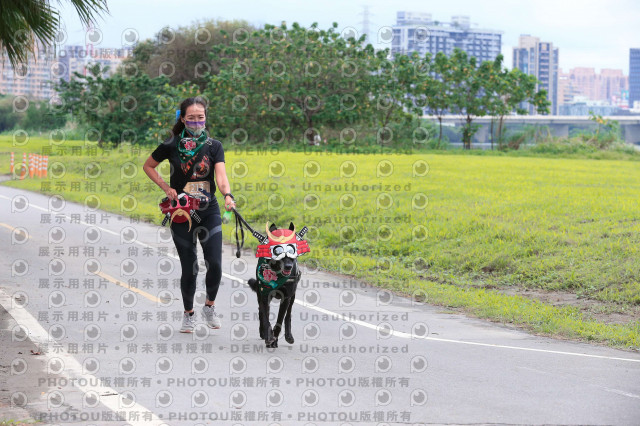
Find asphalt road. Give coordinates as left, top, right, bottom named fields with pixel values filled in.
left=1, top=184, right=639, bottom=425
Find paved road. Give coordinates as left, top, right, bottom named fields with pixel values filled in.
left=1, top=184, right=639, bottom=425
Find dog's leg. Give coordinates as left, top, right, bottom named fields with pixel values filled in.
left=258, top=293, right=274, bottom=345
left=257, top=295, right=265, bottom=340
left=284, top=269, right=300, bottom=345
left=263, top=293, right=276, bottom=348
left=272, top=292, right=289, bottom=348
left=284, top=291, right=295, bottom=344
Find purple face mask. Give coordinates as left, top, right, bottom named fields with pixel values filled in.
left=185, top=120, right=206, bottom=136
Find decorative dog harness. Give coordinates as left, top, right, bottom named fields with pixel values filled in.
left=256, top=258, right=291, bottom=292
left=159, top=193, right=202, bottom=231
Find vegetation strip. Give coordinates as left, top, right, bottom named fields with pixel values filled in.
left=2, top=137, right=638, bottom=349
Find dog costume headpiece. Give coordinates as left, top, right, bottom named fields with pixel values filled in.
left=256, top=222, right=310, bottom=259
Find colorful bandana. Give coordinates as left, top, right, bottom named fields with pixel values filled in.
left=177, top=128, right=207, bottom=163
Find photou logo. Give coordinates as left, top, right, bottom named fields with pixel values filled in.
left=266, top=356, right=284, bottom=374
left=301, top=356, right=319, bottom=374
left=338, top=356, right=356, bottom=374
left=84, top=258, right=101, bottom=275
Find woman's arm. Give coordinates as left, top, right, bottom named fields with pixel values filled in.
left=214, top=162, right=236, bottom=211
left=143, top=156, right=177, bottom=200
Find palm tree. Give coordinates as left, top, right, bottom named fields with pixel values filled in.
left=0, top=0, right=109, bottom=68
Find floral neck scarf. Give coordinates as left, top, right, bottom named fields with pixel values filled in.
left=177, top=128, right=207, bottom=163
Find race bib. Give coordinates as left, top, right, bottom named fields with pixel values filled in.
left=183, top=181, right=211, bottom=197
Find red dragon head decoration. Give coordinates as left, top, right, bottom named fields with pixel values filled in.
left=159, top=193, right=202, bottom=231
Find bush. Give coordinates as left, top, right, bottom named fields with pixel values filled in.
left=0, top=95, right=19, bottom=132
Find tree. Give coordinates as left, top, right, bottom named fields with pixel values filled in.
left=369, top=51, right=410, bottom=128
left=367, top=50, right=425, bottom=145
left=122, top=19, right=254, bottom=90
left=447, top=49, right=488, bottom=150
left=0, top=0, right=108, bottom=68
left=55, top=63, right=169, bottom=145
left=21, top=100, right=67, bottom=130
left=207, top=22, right=374, bottom=143
left=482, top=56, right=550, bottom=149
left=0, top=95, right=19, bottom=132
left=415, top=52, right=451, bottom=147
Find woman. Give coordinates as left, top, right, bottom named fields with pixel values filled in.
left=143, top=96, right=235, bottom=333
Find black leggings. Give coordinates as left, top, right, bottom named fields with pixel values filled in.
left=170, top=203, right=223, bottom=311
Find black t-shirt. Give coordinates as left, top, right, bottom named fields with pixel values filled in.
left=151, top=135, right=225, bottom=209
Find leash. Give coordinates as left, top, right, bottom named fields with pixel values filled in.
left=230, top=207, right=267, bottom=258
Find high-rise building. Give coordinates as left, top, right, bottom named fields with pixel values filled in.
left=0, top=44, right=131, bottom=100
left=599, top=69, right=628, bottom=104
left=556, top=67, right=628, bottom=109
left=569, top=67, right=598, bottom=101
left=630, top=49, right=640, bottom=109
left=0, top=42, right=58, bottom=99
left=57, top=45, right=89, bottom=81
left=86, top=47, right=132, bottom=76
left=391, top=12, right=502, bottom=65
left=513, top=35, right=559, bottom=115
left=557, top=70, right=579, bottom=106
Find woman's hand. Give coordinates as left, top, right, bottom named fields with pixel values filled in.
left=224, top=195, right=236, bottom=211
left=164, top=186, right=178, bottom=201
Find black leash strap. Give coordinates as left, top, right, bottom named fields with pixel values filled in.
left=231, top=208, right=267, bottom=258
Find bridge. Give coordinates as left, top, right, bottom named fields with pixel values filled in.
left=422, top=115, right=640, bottom=145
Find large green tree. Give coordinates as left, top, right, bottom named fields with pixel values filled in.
left=447, top=49, right=489, bottom=149
left=207, top=22, right=374, bottom=143
left=368, top=51, right=425, bottom=133
left=0, top=0, right=108, bottom=67
left=122, top=19, right=253, bottom=90
left=55, top=63, right=169, bottom=144
left=483, top=56, right=550, bottom=149
left=413, top=52, right=452, bottom=146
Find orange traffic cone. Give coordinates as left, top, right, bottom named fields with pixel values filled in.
left=19, top=153, right=27, bottom=180
left=28, top=154, right=34, bottom=178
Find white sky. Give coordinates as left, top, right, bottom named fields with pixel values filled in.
left=57, top=0, right=640, bottom=74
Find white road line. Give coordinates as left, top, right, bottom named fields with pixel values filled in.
left=0, top=290, right=166, bottom=426
left=2, top=191, right=640, bottom=364
left=602, top=387, right=640, bottom=399
left=294, top=300, right=640, bottom=363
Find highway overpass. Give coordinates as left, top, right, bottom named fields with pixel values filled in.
left=422, top=115, right=640, bottom=145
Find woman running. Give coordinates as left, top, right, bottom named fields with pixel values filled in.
left=143, top=96, right=235, bottom=332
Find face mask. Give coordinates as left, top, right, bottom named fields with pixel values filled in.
left=184, top=120, right=206, bottom=136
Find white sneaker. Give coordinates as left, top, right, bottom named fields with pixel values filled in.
left=180, top=312, right=195, bottom=333
left=202, top=304, right=221, bottom=329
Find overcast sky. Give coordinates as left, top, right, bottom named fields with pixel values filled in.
left=57, top=0, right=639, bottom=74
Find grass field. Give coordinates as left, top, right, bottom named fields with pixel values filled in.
left=1, top=135, right=639, bottom=348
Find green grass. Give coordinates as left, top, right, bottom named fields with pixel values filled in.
left=1, top=135, right=639, bottom=349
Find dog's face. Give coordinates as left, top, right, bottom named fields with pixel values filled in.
left=268, top=256, right=296, bottom=277
left=255, top=222, right=309, bottom=276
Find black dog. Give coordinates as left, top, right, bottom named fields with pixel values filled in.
left=247, top=222, right=309, bottom=348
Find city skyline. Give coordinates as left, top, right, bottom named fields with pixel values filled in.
left=53, top=0, right=640, bottom=74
